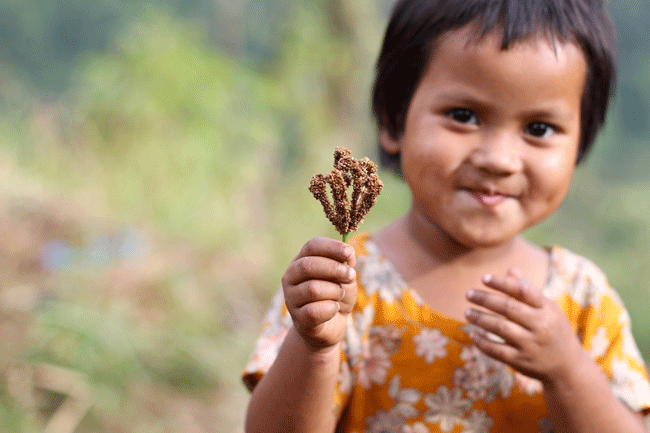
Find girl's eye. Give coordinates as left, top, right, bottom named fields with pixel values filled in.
left=446, top=108, right=478, bottom=125
left=526, top=122, right=555, bottom=138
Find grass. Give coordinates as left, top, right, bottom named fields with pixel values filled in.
left=1, top=7, right=649, bottom=432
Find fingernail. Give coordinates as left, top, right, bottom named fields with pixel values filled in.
left=465, top=308, right=477, bottom=319
left=348, top=267, right=356, bottom=281
left=482, top=274, right=492, bottom=283
left=466, top=289, right=475, bottom=299
left=339, top=286, right=346, bottom=301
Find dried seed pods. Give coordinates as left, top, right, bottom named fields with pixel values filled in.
left=309, top=147, right=383, bottom=242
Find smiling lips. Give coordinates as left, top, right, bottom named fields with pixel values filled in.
left=466, top=188, right=515, bottom=206
left=472, top=191, right=507, bottom=206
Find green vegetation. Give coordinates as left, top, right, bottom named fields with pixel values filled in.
left=0, top=0, right=648, bottom=431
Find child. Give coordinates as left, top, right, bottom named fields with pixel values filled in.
left=243, top=0, right=650, bottom=432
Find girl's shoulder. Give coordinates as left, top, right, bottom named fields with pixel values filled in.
left=544, top=244, right=623, bottom=309
left=546, top=245, right=606, bottom=277
left=348, top=232, right=372, bottom=257
left=348, top=232, right=412, bottom=306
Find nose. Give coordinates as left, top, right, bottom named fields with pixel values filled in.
left=469, top=130, right=523, bottom=174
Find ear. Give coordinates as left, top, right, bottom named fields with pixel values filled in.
left=379, top=129, right=400, bottom=155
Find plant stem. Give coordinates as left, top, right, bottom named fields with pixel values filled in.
left=342, top=232, right=350, bottom=243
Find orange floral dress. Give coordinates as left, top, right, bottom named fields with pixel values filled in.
left=243, top=234, right=650, bottom=432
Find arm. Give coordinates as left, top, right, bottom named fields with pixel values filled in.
left=542, top=349, right=648, bottom=433
left=245, top=238, right=358, bottom=433
left=465, top=269, right=648, bottom=433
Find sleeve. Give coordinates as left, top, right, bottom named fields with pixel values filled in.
left=601, top=305, right=650, bottom=416
left=241, top=288, right=356, bottom=420
left=241, top=289, right=293, bottom=392
left=571, top=261, right=650, bottom=416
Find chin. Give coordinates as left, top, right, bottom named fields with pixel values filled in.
left=453, top=227, right=520, bottom=249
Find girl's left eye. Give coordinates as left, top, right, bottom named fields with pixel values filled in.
left=446, top=108, right=478, bottom=125
left=526, top=122, right=555, bottom=138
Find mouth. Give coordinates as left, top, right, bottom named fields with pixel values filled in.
left=464, top=187, right=516, bottom=207
left=471, top=191, right=507, bottom=206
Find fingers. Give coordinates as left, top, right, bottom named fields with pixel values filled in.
left=297, top=237, right=355, bottom=266
left=479, top=271, right=545, bottom=309
left=282, top=237, right=358, bottom=341
left=466, top=288, right=533, bottom=330
left=285, top=255, right=356, bottom=289
left=338, top=278, right=357, bottom=314
left=283, top=237, right=356, bottom=288
left=468, top=328, right=520, bottom=362
left=283, top=256, right=355, bottom=314
left=291, top=279, right=347, bottom=309
left=465, top=269, right=545, bottom=336
left=466, top=269, right=581, bottom=379
left=464, top=307, right=528, bottom=346
left=292, top=300, right=341, bottom=331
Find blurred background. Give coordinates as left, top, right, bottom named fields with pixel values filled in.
left=0, top=0, right=648, bottom=431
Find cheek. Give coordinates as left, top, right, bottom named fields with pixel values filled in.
left=402, top=143, right=455, bottom=190
left=531, top=153, right=576, bottom=205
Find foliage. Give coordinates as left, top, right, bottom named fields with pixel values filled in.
left=0, top=0, right=648, bottom=431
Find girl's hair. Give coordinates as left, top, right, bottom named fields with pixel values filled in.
left=372, top=0, right=617, bottom=175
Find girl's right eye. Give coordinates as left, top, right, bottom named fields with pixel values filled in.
left=446, top=108, right=478, bottom=125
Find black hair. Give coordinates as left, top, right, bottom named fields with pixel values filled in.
left=372, top=0, right=617, bottom=175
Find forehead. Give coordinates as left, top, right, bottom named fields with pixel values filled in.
left=434, top=24, right=586, bottom=69
left=420, top=25, right=588, bottom=109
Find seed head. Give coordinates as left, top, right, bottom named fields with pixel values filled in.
left=309, top=147, right=383, bottom=239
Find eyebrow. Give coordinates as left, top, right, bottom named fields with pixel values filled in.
left=520, top=108, right=576, bottom=123
left=434, top=90, right=576, bottom=122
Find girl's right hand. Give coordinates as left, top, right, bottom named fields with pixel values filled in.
left=281, top=237, right=357, bottom=352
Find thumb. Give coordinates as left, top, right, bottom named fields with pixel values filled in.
left=338, top=267, right=358, bottom=314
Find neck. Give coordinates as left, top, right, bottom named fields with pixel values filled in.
left=404, top=207, right=520, bottom=269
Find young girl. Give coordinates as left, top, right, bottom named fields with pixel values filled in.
left=243, top=1, right=650, bottom=432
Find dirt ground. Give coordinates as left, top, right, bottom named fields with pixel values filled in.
left=0, top=191, right=257, bottom=432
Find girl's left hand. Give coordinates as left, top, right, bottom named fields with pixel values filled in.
left=464, top=268, right=585, bottom=384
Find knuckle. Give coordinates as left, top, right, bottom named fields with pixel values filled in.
left=491, top=345, right=505, bottom=360
left=305, top=237, right=320, bottom=249
left=300, top=238, right=320, bottom=256
left=495, top=318, right=509, bottom=335
left=296, top=257, right=314, bottom=276
left=303, top=280, right=321, bottom=300
left=302, top=302, right=318, bottom=322
left=301, top=309, right=319, bottom=329
left=337, top=264, right=350, bottom=281
left=295, top=307, right=315, bottom=330
left=503, top=298, right=517, bottom=315
left=303, top=302, right=332, bottom=326
left=536, top=317, right=554, bottom=338
left=473, top=290, right=487, bottom=304
left=515, top=285, right=526, bottom=300
left=282, top=267, right=296, bottom=287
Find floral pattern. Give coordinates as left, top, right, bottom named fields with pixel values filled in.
left=588, top=326, right=609, bottom=359
left=358, top=240, right=409, bottom=304
left=413, top=327, right=448, bottom=364
left=365, top=408, right=405, bottom=433
left=452, top=343, right=513, bottom=402
left=401, top=422, right=429, bottom=433
left=424, top=385, right=471, bottom=431
left=388, top=375, right=422, bottom=419
left=356, top=337, right=392, bottom=390
left=514, top=371, right=544, bottom=396
left=243, top=234, right=650, bottom=432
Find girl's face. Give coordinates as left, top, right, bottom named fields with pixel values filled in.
left=381, top=26, right=588, bottom=248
